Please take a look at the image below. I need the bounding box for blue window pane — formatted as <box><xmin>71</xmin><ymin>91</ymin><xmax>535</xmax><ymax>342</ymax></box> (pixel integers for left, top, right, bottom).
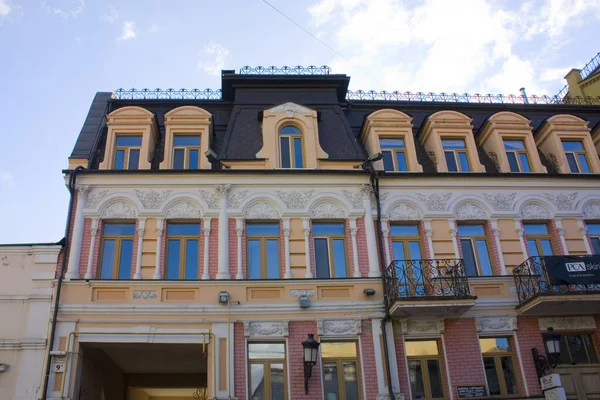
<box><xmin>118</xmin><ymin>239</ymin><xmax>133</xmax><ymax>279</ymax></box>
<box><xmin>128</xmin><ymin>149</ymin><xmax>140</xmax><ymax>170</ymax></box>
<box><xmin>527</xmin><ymin>240</ymin><xmax>540</xmax><ymax>257</ymax></box>
<box><xmin>280</xmin><ymin>137</ymin><xmax>291</xmax><ymax>168</ymax></box>
<box><xmin>185</xmin><ymin>239</ymin><xmax>198</xmax><ymax>279</ymax></box>
<box><xmin>442</xmin><ymin>139</ymin><xmax>466</xmax><ymax>149</ymax></box>
<box><xmin>461</xmin><ymin>239</ymin><xmax>478</xmax><ymax>276</ymax></box>
<box><xmin>382</xmin><ymin>151</ymin><xmax>395</xmax><ymax>172</ymax></box>
<box><xmin>578</xmin><ymin>154</ymin><xmax>591</xmax><ymax>173</ymax></box>
<box><xmin>380</xmin><ymin>138</ymin><xmax>405</xmax><ymax>148</ymax></box>
<box><xmin>103</xmin><ymin>223</ymin><xmax>135</xmax><ymax>236</ymax></box>
<box><xmin>541</xmin><ymin>240</ymin><xmax>553</xmax><ymax>256</ymax></box>
<box><xmin>174</xmin><ymin>135</ymin><xmax>201</xmax><ymax>146</ymax></box>
<box><xmin>248</xmin><ymin>240</ymin><xmax>261</xmax><ymax>279</ymax></box>
<box><xmin>507</xmin><ymin>152</ymin><xmax>520</xmax><ymax>172</ymax></box>
<box><xmin>167</xmin><ymin>240</ymin><xmax>181</xmax><ymax>280</ymax></box>
<box><xmin>100</xmin><ymin>239</ymin><xmax>116</xmax><ymax>279</ymax></box>
<box><xmin>313</xmin><ymin>223</ymin><xmax>345</xmax><ymax>236</ymax></box>
<box><xmin>173</xmin><ymin>149</ymin><xmax>185</xmax><ymax>169</ymax></box>
<box><xmin>167</xmin><ymin>223</ymin><xmax>200</xmax><ymax>236</ymax></box>
<box><xmin>566</xmin><ymin>153</ymin><xmax>580</xmax><ymax>173</ymax></box>
<box><xmin>562</xmin><ymin>141</ymin><xmax>584</xmax><ymax>151</ymax></box>
<box><xmin>445</xmin><ymin>151</ymin><xmax>458</xmax><ymax>172</ymax></box>
<box><xmin>294</xmin><ymin>137</ymin><xmax>303</xmax><ymax>168</ymax></box>
<box><xmin>332</xmin><ymin>239</ymin><xmax>347</xmax><ymax>278</ymax></box>
<box><xmin>458</xmin><ymin>152</ymin><xmax>470</xmax><ymax>172</ymax></box>
<box><xmin>115</xmin><ymin>136</ymin><xmax>142</xmax><ymax>146</ymax></box>
<box><xmin>504</xmin><ymin>140</ymin><xmax>525</xmax><ymax>150</ymax></box>
<box><xmin>266</xmin><ymin>239</ymin><xmax>280</xmax><ymax>279</ymax></box>
<box><xmin>391</xmin><ymin>225</ymin><xmax>419</xmax><ymax>236</ymax></box>
<box><xmin>587</xmin><ymin>224</ymin><xmax>600</xmax><ymax>235</ymax></box>
<box><xmin>458</xmin><ymin>225</ymin><xmax>485</xmax><ymax>237</ymax></box>
<box><xmin>392</xmin><ymin>241</ymin><xmax>406</xmax><ymax>260</ymax></box>
<box><xmin>519</xmin><ymin>153</ymin><xmax>531</xmax><ymax>172</ymax></box>
<box><xmin>476</xmin><ymin>240</ymin><xmax>493</xmax><ymax>276</ymax></box>
<box><xmin>314</xmin><ymin>238</ymin><xmax>331</xmax><ymax>278</ymax></box>
<box><xmin>523</xmin><ymin>224</ymin><xmax>549</xmax><ymax>235</ymax></box>
<box><xmin>189</xmin><ymin>150</ymin><xmax>199</xmax><ymax>170</ymax></box>
<box><xmin>408</xmin><ymin>241</ymin><xmax>422</xmax><ymax>260</ymax></box>
<box><xmin>591</xmin><ymin>238</ymin><xmax>600</xmax><ymax>255</ymax></box>
<box><xmin>280</xmin><ymin>126</ymin><xmax>301</xmax><ymax>135</ymax></box>
<box><xmin>246</xmin><ymin>223</ymin><xmax>280</xmax><ymax>236</ymax></box>
<box><xmin>114</xmin><ymin>150</ymin><xmax>125</xmax><ymax>170</ymax></box>
<box><xmin>396</xmin><ymin>152</ymin><xmax>408</xmax><ymax>171</ymax></box>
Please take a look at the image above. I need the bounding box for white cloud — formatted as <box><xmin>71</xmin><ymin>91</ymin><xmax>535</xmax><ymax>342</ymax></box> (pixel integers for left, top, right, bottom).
<box><xmin>0</xmin><ymin>0</ymin><xmax>11</xmax><ymax>17</ymax></box>
<box><xmin>198</xmin><ymin>44</ymin><xmax>230</xmax><ymax>76</ymax></box>
<box><xmin>0</xmin><ymin>171</ymin><xmax>13</xmax><ymax>188</ymax></box>
<box><xmin>75</xmin><ymin>36</ymin><xmax>81</xmax><ymax>44</ymax></box>
<box><xmin>43</xmin><ymin>0</ymin><xmax>84</xmax><ymax>20</ymax></box>
<box><xmin>539</xmin><ymin>67</ymin><xmax>570</xmax><ymax>82</ymax></box>
<box><xmin>100</xmin><ymin>4</ymin><xmax>120</xmax><ymax>23</ymax></box>
<box><xmin>118</xmin><ymin>21</ymin><xmax>136</xmax><ymax>41</ymax></box>
<box><xmin>147</xmin><ymin>24</ymin><xmax>161</xmax><ymax>33</ymax></box>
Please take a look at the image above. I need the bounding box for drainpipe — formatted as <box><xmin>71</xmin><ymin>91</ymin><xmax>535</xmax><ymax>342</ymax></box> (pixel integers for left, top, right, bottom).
<box><xmin>41</xmin><ymin>166</ymin><xmax>85</xmax><ymax>400</ymax></box>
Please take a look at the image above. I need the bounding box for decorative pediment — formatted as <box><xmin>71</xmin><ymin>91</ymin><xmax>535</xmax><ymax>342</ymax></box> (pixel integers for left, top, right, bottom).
<box><xmin>244</xmin><ymin>202</ymin><xmax>280</xmax><ymax>220</ymax></box>
<box><xmin>100</xmin><ymin>201</ymin><xmax>137</xmax><ymax>219</ymax></box>
<box><xmin>583</xmin><ymin>202</ymin><xmax>600</xmax><ymax>220</ymax></box>
<box><xmin>243</xmin><ymin>321</ymin><xmax>289</xmax><ymax>337</ymax></box>
<box><xmin>316</xmin><ymin>319</ymin><xmax>362</xmax><ymax>336</ymax></box>
<box><xmin>388</xmin><ymin>202</ymin><xmax>421</xmax><ymax>221</ymax></box>
<box><xmin>165</xmin><ymin>202</ymin><xmax>202</xmax><ymax>219</ymax></box>
<box><xmin>265</xmin><ymin>102</ymin><xmax>313</xmax><ymax>117</ymax></box>
<box><xmin>310</xmin><ymin>202</ymin><xmax>345</xmax><ymax>219</ymax></box>
<box><xmin>455</xmin><ymin>202</ymin><xmax>488</xmax><ymax>220</ymax></box>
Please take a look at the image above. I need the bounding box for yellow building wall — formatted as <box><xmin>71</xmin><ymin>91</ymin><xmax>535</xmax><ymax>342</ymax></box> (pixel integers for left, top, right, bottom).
<box><xmin>289</xmin><ymin>218</ymin><xmax>307</xmax><ymax>278</ymax></box>
<box><xmin>430</xmin><ymin>220</ymin><xmax>456</xmax><ymax>259</ymax></box>
<box><xmin>141</xmin><ymin>218</ymin><xmax>159</xmax><ymax>279</ymax></box>
<box><xmin>497</xmin><ymin>219</ymin><xmax>525</xmax><ymax>273</ymax></box>
<box><xmin>562</xmin><ymin>218</ymin><xmax>588</xmax><ymax>255</ymax></box>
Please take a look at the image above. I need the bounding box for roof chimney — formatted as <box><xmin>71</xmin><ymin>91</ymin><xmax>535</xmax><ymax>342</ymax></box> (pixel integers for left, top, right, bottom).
<box><xmin>520</xmin><ymin>87</ymin><xmax>529</xmax><ymax>104</ymax></box>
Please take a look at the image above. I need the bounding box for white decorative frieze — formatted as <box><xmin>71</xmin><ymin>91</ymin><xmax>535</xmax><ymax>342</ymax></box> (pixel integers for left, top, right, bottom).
<box><xmin>245</xmin><ymin>202</ymin><xmax>280</xmax><ymax>219</ymax></box>
<box><xmin>199</xmin><ymin>187</ymin><xmax>248</xmax><ymax>208</ymax></box>
<box><xmin>276</xmin><ymin>190</ymin><xmax>315</xmax><ymax>209</ymax></box>
<box><xmin>583</xmin><ymin>202</ymin><xmax>600</xmax><ymax>220</ymax></box>
<box><xmin>538</xmin><ymin>317</ymin><xmax>596</xmax><ymax>331</ymax></box>
<box><xmin>316</xmin><ymin>319</ymin><xmax>362</xmax><ymax>336</ymax></box>
<box><xmin>455</xmin><ymin>202</ymin><xmax>487</xmax><ymax>220</ymax></box>
<box><xmin>289</xmin><ymin>289</ymin><xmax>315</xmax><ymax>298</ymax></box>
<box><xmin>388</xmin><ymin>202</ymin><xmax>422</xmax><ymax>221</ymax></box>
<box><xmin>135</xmin><ymin>189</ymin><xmax>172</xmax><ymax>208</ymax></box>
<box><xmin>198</xmin><ymin>189</ymin><xmax>219</xmax><ymax>208</ymax></box>
<box><xmin>483</xmin><ymin>192</ymin><xmax>517</xmax><ymax>211</ymax></box>
<box><xmin>520</xmin><ymin>204</ymin><xmax>551</xmax><ymax>220</ymax></box>
<box><xmin>543</xmin><ymin>193</ymin><xmax>578</xmax><ymax>210</ymax></box>
<box><xmin>476</xmin><ymin>316</ymin><xmax>517</xmax><ymax>332</ymax></box>
<box><xmin>416</xmin><ymin>193</ymin><xmax>452</xmax><ymax>211</ymax></box>
<box><xmin>133</xmin><ymin>290</ymin><xmax>158</xmax><ymax>300</ymax></box>
<box><xmin>342</xmin><ymin>190</ymin><xmax>363</xmax><ymax>208</ymax></box>
<box><xmin>244</xmin><ymin>321</ymin><xmax>289</xmax><ymax>337</ymax></box>
<box><xmin>100</xmin><ymin>201</ymin><xmax>137</xmax><ymax>219</ymax></box>
<box><xmin>400</xmin><ymin>319</ymin><xmax>444</xmax><ymax>335</ymax></box>
<box><xmin>265</xmin><ymin>102</ymin><xmax>312</xmax><ymax>116</ymax></box>
<box><xmin>228</xmin><ymin>189</ymin><xmax>250</xmax><ymax>208</ymax></box>
<box><xmin>310</xmin><ymin>202</ymin><xmax>345</xmax><ymax>219</ymax></box>
<box><xmin>85</xmin><ymin>189</ymin><xmax>109</xmax><ymax>208</ymax></box>
<box><xmin>164</xmin><ymin>201</ymin><xmax>202</xmax><ymax>219</ymax></box>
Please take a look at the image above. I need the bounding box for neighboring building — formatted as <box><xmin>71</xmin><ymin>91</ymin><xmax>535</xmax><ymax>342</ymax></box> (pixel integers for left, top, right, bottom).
<box><xmin>0</xmin><ymin>243</ymin><xmax>61</xmax><ymax>400</ymax></box>
<box><xmin>45</xmin><ymin>66</ymin><xmax>600</xmax><ymax>400</ymax></box>
<box><xmin>558</xmin><ymin>52</ymin><xmax>600</xmax><ymax>100</ymax></box>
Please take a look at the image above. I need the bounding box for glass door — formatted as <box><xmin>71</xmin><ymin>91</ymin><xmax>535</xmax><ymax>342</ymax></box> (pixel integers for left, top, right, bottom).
<box><xmin>391</xmin><ymin>225</ymin><xmax>424</xmax><ymax>297</ymax></box>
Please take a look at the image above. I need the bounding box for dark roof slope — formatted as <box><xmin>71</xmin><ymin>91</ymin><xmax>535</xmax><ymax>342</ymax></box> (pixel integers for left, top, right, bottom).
<box><xmin>70</xmin><ymin>92</ymin><xmax>112</xmax><ymax>159</ymax></box>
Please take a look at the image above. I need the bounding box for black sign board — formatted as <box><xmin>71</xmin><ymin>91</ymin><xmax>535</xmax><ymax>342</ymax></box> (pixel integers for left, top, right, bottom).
<box><xmin>456</xmin><ymin>385</ymin><xmax>487</xmax><ymax>398</ymax></box>
<box><xmin>544</xmin><ymin>255</ymin><xmax>600</xmax><ymax>285</ymax></box>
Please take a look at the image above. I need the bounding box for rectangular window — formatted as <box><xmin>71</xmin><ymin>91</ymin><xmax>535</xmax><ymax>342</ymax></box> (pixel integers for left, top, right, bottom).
<box><xmin>248</xmin><ymin>342</ymin><xmax>286</xmax><ymax>400</ymax></box>
<box><xmin>380</xmin><ymin>138</ymin><xmax>408</xmax><ymax>172</ymax></box>
<box><xmin>166</xmin><ymin>223</ymin><xmax>200</xmax><ymax>279</ymax></box>
<box><xmin>406</xmin><ymin>340</ymin><xmax>445</xmax><ymax>400</ymax></box>
<box><xmin>322</xmin><ymin>342</ymin><xmax>361</xmax><ymax>400</ymax></box>
<box><xmin>279</xmin><ymin>126</ymin><xmax>303</xmax><ymax>168</ymax></box>
<box><xmin>562</xmin><ymin>140</ymin><xmax>591</xmax><ymax>174</ymax></box>
<box><xmin>247</xmin><ymin>223</ymin><xmax>280</xmax><ymax>279</ymax></box>
<box><xmin>480</xmin><ymin>338</ymin><xmax>519</xmax><ymax>397</ymax></box>
<box><xmin>172</xmin><ymin>135</ymin><xmax>201</xmax><ymax>170</ymax></box>
<box><xmin>313</xmin><ymin>222</ymin><xmax>348</xmax><ymax>279</ymax></box>
<box><xmin>587</xmin><ymin>223</ymin><xmax>600</xmax><ymax>255</ymax></box>
<box><xmin>523</xmin><ymin>223</ymin><xmax>554</xmax><ymax>257</ymax></box>
<box><xmin>504</xmin><ymin>139</ymin><xmax>531</xmax><ymax>173</ymax></box>
<box><xmin>99</xmin><ymin>223</ymin><xmax>135</xmax><ymax>279</ymax></box>
<box><xmin>458</xmin><ymin>224</ymin><xmax>493</xmax><ymax>276</ymax></box>
<box><xmin>114</xmin><ymin>135</ymin><xmax>142</xmax><ymax>170</ymax></box>
<box><xmin>545</xmin><ymin>333</ymin><xmax>599</xmax><ymax>365</ymax></box>
<box><xmin>442</xmin><ymin>138</ymin><xmax>470</xmax><ymax>172</ymax></box>
<box><xmin>391</xmin><ymin>224</ymin><xmax>424</xmax><ymax>297</ymax></box>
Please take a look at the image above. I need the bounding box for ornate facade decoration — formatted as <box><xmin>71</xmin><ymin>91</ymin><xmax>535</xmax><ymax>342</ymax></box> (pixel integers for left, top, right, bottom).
<box><xmin>243</xmin><ymin>321</ymin><xmax>289</xmax><ymax>337</ymax></box>
<box><xmin>310</xmin><ymin>202</ymin><xmax>345</xmax><ymax>219</ymax></box>
<box><xmin>100</xmin><ymin>201</ymin><xmax>137</xmax><ymax>219</ymax></box>
<box><xmin>135</xmin><ymin>189</ymin><xmax>172</xmax><ymax>208</ymax></box>
<box><xmin>483</xmin><ymin>192</ymin><xmax>517</xmax><ymax>211</ymax></box>
<box><xmin>342</xmin><ymin>190</ymin><xmax>363</xmax><ymax>208</ymax></box>
<box><xmin>316</xmin><ymin>319</ymin><xmax>362</xmax><ymax>336</ymax></box>
<box><xmin>388</xmin><ymin>202</ymin><xmax>421</xmax><ymax>221</ymax></box>
<box><xmin>133</xmin><ymin>290</ymin><xmax>158</xmax><ymax>300</ymax></box>
<box><xmin>520</xmin><ymin>204</ymin><xmax>551</xmax><ymax>220</ymax></box>
<box><xmin>400</xmin><ymin>319</ymin><xmax>445</xmax><ymax>335</ymax></box>
<box><xmin>85</xmin><ymin>189</ymin><xmax>109</xmax><ymax>208</ymax></box>
<box><xmin>583</xmin><ymin>202</ymin><xmax>600</xmax><ymax>219</ymax></box>
<box><xmin>199</xmin><ymin>186</ymin><xmax>246</xmax><ymax>208</ymax></box>
<box><xmin>244</xmin><ymin>202</ymin><xmax>280</xmax><ymax>219</ymax></box>
<box><xmin>198</xmin><ymin>189</ymin><xmax>219</xmax><ymax>209</ymax></box>
<box><xmin>265</xmin><ymin>102</ymin><xmax>312</xmax><ymax>117</ymax></box>
<box><xmin>289</xmin><ymin>289</ymin><xmax>315</xmax><ymax>298</ymax></box>
<box><xmin>543</xmin><ymin>192</ymin><xmax>578</xmax><ymax>210</ymax></box>
<box><xmin>228</xmin><ymin>190</ymin><xmax>250</xmax><ymax>209</ymax></box>
<box><xmin>538</xmin><ymin>317</ymin><xmax>596</xmax><ymax>331</ymax></box>
<box><xmin>165</xmin><ymin>202</ymin><xmax>202</xmax><ymax>219</ymax></box>
<box><xmin>215</xmin><ymin>184</ymin><xmax>232</xmax><ymax>199</ymax></box>
<box><xmin>416</xmin><ymin>193</ymin><xmax>452</xmax><ymax>211</ymax></box>
<box><xmin>476</xmin><ymin>316</ymin><xmax>517</xmax><ymax>332</ymax></box>
<box><xmin>277</xmin><ymin>190</ymin><xmax>315</xmax><ymax>209</ymax></box>
<box><xmin>455</xmin><ymin>202</ymin><xmax>487</xmax><ymax>220</ymax></box>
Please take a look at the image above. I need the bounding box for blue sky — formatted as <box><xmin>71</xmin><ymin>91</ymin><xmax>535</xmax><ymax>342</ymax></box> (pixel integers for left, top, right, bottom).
<box><xmin>0</xmin><ymin>0</ymin><xmax>599</xmax><ymax>243</ymax></box>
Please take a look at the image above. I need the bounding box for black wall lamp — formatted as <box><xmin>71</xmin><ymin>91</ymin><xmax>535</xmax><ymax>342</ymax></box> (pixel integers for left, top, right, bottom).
<box><xmin>532</xmin><ymin>327</ymin><xmax>561</xmax><ymax>379</ymax></box>
<box><xmin>302</xmin><ymin>333</ymin><xmax>320</xmax><ymax>394</ymax></box>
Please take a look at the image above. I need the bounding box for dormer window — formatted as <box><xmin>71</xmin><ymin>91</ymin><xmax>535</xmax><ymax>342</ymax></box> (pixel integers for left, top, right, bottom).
<box><xmin>114</xmin><ymin>135</ymin><xmax>142</xmax><ymax>170</ymax></box>
<box><xmin>442</xmin><ymin>138</ymin><xmax>470</xmax><ymax>172</ymax></box>
<box><xmin>503</xmin><ymin>139</ymin><xmax>531</xmax><ymax>172</ymax></box>
<box><xmin>562</xmin><ymin>140</ymin><xmax>591</xmax><ymax>173</ymax></box>
<box><xmin>173</xmin><ymin>135</ymin><xmax>201</xmax><ymax>170</ymax></box>
<box><xmin>279</xmin><ymin>125</ymin><xmax>303</xmax><ymax>168</ymax></box>
<box><xmin>380</xmin><ymin>138</ymin><xmax>408</xmax><ymax>172</ymax></box>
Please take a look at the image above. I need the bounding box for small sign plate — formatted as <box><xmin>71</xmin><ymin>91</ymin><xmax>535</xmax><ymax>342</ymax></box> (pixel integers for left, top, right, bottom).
<box><xmin>457</xmin><ymin>385</ymin><xmax>487</xmax><ymax>398</ymax></box>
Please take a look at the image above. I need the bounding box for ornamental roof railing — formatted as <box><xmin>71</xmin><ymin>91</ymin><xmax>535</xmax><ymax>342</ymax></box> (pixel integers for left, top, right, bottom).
<box><xmin>580</xmin><ymin>52</ymin><xmax>600</xmax><ymax>81</ymax></box>
<box><xmin>239</xmin><ymin>65</ymin><xmax>331</xmax><ymax>75</ymax></box>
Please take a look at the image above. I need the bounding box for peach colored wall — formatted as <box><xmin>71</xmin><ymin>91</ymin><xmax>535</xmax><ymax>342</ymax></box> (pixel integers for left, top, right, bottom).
<box><xmin>563</xmin><ymin>218</ymin><xmax>588</xmax><ymax>255</ymax></box>
<box><xmin>498</xmin><ymin>219</ymin><xmax>525</xmax><ymax>272</ymax></box>
<box><xmin>430</xmin><ymin>219</ymin><xmax>456</xmax><ymax>259</ymax></box>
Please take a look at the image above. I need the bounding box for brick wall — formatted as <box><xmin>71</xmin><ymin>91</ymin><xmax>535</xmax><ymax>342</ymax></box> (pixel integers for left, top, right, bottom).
<box><xmin>345</xmin><ymin>219</ymin><xmax>357</xmax><ymax>277</ymax></box>
<box><xmin>129</xmin><ymin>220</ymin><xmax>140</xmax><ymax>279</ymax></box>
<box><xmin>485</xmin><ymin>220</ymin><xmax>503</xmax><ymax>275</ymax></box>
<box><xmin>288</xmin><ymin>321</ymin><xmax>322</xmax><ymax>399</ymax></box>
<box><xmin>419</xmin><ymin>220</ymin><xmax>431</xmax><ymax>259</ymax></box>
<box><xmin>444</xmin><ymin>318</ymin><xmax>486</xmax><ymax>393</ymax></box>
<box><xmin>159</xmin><ymin>219</ymin><xmax>166</xmax><ymax>277</ymax></box>
<box><xmin>308</xmin><ymin>220</ymin><xmax>316</xmax><ymax>277</ymax></box>
<box><xmin>280</xmin><ymin>219</ymin><xmax>286</xmax><ymax>278</ymax></box>
<box><xmin>209</xmin><ymin>218</ymin><xmax>218</xmax><ymax>279</ymax></box>
<box><xmin>394</xmin><ymin>335</ymin><xmax>410</xmax><ymax>399</ymax></box>
<box><xmin>515</xmin><ymin>317</ymin><xmax>544</xmax><ymax>396</ymax></box>
<box><xmin>233</xmin><ymin>322</ymin><xmax>246</xmax><ymax>400</ymax></box>
<box><xmin>549</xmin><ymin>220</ymin><xmax>566</xmax><ymax>255</ymax></box>
<box><xmin>359</xmin><ymin>320</ymin><xmax>379</xmax><ymax>399</ymax></box>
<box><xmin>356</xmin><ymin>218</ymin><xmax>370</xmax><ymax>277</ymax></box>
<box><xmin>78</xmin><ymin>218</ymin><xmax>92</xmax><ymax>277</ymax></box>
<box><xmin>228</xmin><ymin>218</ymin><xmax>238</xmax><ymax>278</ymax></box>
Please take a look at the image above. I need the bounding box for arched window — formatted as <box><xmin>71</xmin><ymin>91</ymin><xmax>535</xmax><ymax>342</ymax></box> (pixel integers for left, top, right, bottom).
<box><xmin>279</xmin><ymin>125</ymin><xmax>303</xmax><ymax>168</ymax></box>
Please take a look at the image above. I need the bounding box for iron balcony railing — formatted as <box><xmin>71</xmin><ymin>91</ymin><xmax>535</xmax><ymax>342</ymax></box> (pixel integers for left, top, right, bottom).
<box><xmin>383</xmin><ymin>259</ymin><xmax>472</xmax><ymax>305</ymax></box>
<box><xmin>513</xmin><ymin>256</ymin><xmax>600</xmax><ymax>306</ymax></box>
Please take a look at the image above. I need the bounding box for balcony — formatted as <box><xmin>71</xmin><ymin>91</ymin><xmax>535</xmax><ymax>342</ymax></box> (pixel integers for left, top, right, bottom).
<box><xmin>514</xmin><ymin>256</ymin><xmax>600</xmax><ymax>316</ymax></box>
<box><xmin>383</xmin><ymin>259</ymin><xmax>476</xmax><ymax>318</ymax></box>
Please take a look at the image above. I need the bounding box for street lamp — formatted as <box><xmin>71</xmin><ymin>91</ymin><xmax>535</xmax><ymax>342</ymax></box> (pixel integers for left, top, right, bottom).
<box><xmin>302</xmin><ymin>334</ymin><xmax>320</xmax><ymax>394</ymax></box>
<box><xmin>532</xmin><ymin>327</ymin><xmax>562</xmax><ymax>379</ymax></box>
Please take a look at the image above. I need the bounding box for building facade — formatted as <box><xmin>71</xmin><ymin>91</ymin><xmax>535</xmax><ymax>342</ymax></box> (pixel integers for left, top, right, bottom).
<box><xmin>558</xmin><ymin>51</ymin><xmax>600</xmax><ymax>101</ymax></box>
<box><xmin>45</xmin><ymin>67</ymin><xmax>600</xmax><ymax>400</ymax></box>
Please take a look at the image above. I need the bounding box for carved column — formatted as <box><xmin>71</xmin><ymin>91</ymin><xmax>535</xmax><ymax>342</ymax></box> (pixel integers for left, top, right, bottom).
<box><xmin>153</xmin><ymin>218</ymin><xmax>163</xmax><ymax>279</ymax></box>
<box><xmin>577</xmin><ymin>219</ymin><xmax>592</xmax><ymax>255</ymax></box>
<box><xmin>448</xmin><ymin>219</ymin><xmax>460</xmax><ymax>258</ymax></box>
<box><xmin>283</xmin><ymin>218</ymin><xmax>292</xmax><ymax>279</ymax></box>
<box><xmin>302</xmin><ymin>218</ymin><xmax>313</xmax><ymax>278</ymax></box>
<box><xmin>381</xmin><ymin>218</ymin><xmax>391</xmax><ymax>266</ymax></box>
<box><xmin>133</xmin><ymin>218</ymin><xmax>146</xmax><ymax>279</ymax></box>
<box><xmin>216</xmin><ymin>184</ymin><xmax>231</xmax><ymax>279</ymax></box>
<box><xmin>349</xmin><ymin>218</ymin><xmax>362</xmax><ymax>277</ymax></box>
<box><xmin>202</xmin><ymin>217</ymin><xmax>212</xmax><ymax>280</ymax></box>
<box><xmin>84</xmin><ymin>218</ymin><xmax>99</xmax><ymax>279</ymax></box>
<box><xmin>361</xmin><ymin>184</ymin><xmax>381</xmax><ymax>277</ymax></box>
<box><xmin>514</xmin><ymin>219</ymin><xmax>529</xmax><ymax>260</ymax></box>
<box><xmin>490</xmin><ymin>219</ymin><xmax>507</xmax><ymax>275</ymax></box>
<box><xmin>65</xmin><ymin>185</ymin><xmax>90</xmax><ymax>280</ymax></box>
<box><xmin>554</xmin><ymin>218</ymin><xmax>569</xmax><ymax>255</ymax></box>
<box><xmin>236</xmin><ymin>218</ymin><xmax>244</xmax><ymax>279</ymax></box>
<box><xmin>423</xmin><ymin>219</ymin><xmax>435</xmax><ymax>259</ymax></box>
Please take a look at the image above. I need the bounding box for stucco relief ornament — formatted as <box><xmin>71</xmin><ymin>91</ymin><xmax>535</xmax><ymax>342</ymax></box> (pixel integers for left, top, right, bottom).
<box><xmin>276</xmin><ymin>190</ymin><xmax>315</xmax><ymax>209</ymax></box>
<box><xmin>133</xmin><ymin>290</ymin><xmax>158</xmax><ymax>300</ymax></box>
<box><xmin>539</xmin><ymin>317</ymin><xmax>596</xmax><ymax>331</ymax></box>
<box><xmin>583</xmin><ymin>203</ymin><xmax>600</xmax><ymax>219</ymax></box>
<box><xmin>543</xmin><ymin>192</ymin><xmax>578</xmax><ymax>210</ymax></box>
<box><xmin>483</xmin><ymin>192</ymin><xmax>517</xmax><ymax>211</ymax></box>
<box><xmin>388</xmin><ymin>203</ymin><xmax>421</xmax><ymax>221</ymax></box>
<box><xmin>135</xmin><ymin>189</ymin><xmax>172</xmax><ymax>208</ymax></box>
<box><xmin>198</xmin><ymin>190</ymin><xmax>219</xmax><ymax>208</ymax></box>
<box><xmin>310</xmin><ymin>202</ymin><xmax>345</xmax><ymax>219</ymax></box>
<box><xmin>100</xmin><ymin>202</ymin><xmax>136</xmax><ymax>219</ymax></box>
<box><xmin>85</xmin><ymin>189</ymin><xmax>109</xmax><ymax>208</ymax></box>
<box><xmin>476</xmin><ymin>317</ymin><xmax>517</xmax><ymax>332</ymax></box>
<box><xmin>245</xmin><ymin>202</ymin><xmax>280</xmax><ymax>219</ymax></box>
<box><xmin>520</xmin><ymin>204</ymin><xmax>551</xmax><ymax>220</ymax></box>
<box><xmin>228</xmin><ymin>190</ymin><xmax>250</xmax><ymax>209</ymax></box>
<box><xmin>455</xmin><ymin>203</ymin><xmax>487</xmax><ymax>220</ymax></box>
<box><xmin>244</xmin><ymin>321</ymin><xmax>289</xmax><ymax>337</ymax></box>
<box><xmin>289</xmin><ymin>289</ymin><xmax>315</xmax><ymax>298</ymax></box>
<box><xmin>165</xmin><ymin>202</ymin><xmax>202</xmax><ymax>219</ymax></box>
<box><xmin>341</xmin><ymin>190</ymin><xmax>363</xmax><ymax>208</ymax></box>
<box><xmin>317</xmin><ymin>320</ymin><xmax>362</xmax><ymax>336</ymax></box>
<box><xmin>401</xmin><ymin>319</ymin><xmax>444</xmax><ymax>334</ymax></box>
<box><xmin>1</xmin><ymin>256</ymin><xmax>8</xmax><ymax>267</ymax></box>
<box><xmin>215</xmin><ymin>184</ymin><xmax>231</xmax><ymax>199</ymax></box>
<box><xmin>416</xmin><ymin>193</ymin><xmax>452</xmax><ymax>211</ymax></box>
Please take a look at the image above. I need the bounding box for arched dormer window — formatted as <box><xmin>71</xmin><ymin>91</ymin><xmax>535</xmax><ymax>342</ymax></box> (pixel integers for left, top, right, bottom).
<box><xmin>279</xmin><ymin>125</ymin><xmax>303</xmax><ymax>168</ymax></box>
